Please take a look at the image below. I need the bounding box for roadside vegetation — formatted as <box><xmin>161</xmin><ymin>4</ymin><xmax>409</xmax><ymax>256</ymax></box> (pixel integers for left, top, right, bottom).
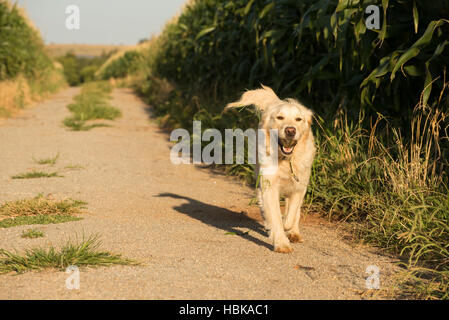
<box><xmin>96</xmin><ymin>50</ymin><xmax>144</xmax><ymax>81</ymax></box>
<box><xmin>0</xmin><ymin>0</ymin><xmax>66</xmax><ymax>117</ymax></box>
<box><xmin>0</xmin><ymin>234</ymin><xmax>137</xmax><ymax>274</ymax></box>
<box><xmin>0</xmin><ymin>195</ymin><xmax>86</xmax><ymax>228</ymax></box>
<box><xmin>46</xmin><ymin>44</ymin><xmax>129</xmax><ymax>59</ymax></box>
<box><xmin>56</xmin><ymin>51</ymin><xmax>117</xmax><ymax>86</ymax></box>
<box><xmin>98</xmin><ymin>0</ymin><xmax>449</xmax><ymax>299</ymax></box>
<box><xmin>21</xmin><ymin>229</ymin><xmax>44</xmax><ymax>239</ymax></box>
<box><xmin>33</xmin><ymin>153</ymin><xmax>59</xmax><ymax>166</ymax></box>
<box><xmin>12</xmin><ymin>154</ymin><xmax>64</xmax><ymax>179</ymax></box>
<box><xmin>0</xmin><ymin>2</ymin><xmax>137</xmax><ymax>281</ymax></box>
<box><xmin>94</xmin><ymin>39</ymin><xmax>154</xmax><ymax>85</ymax></box>
<box><xmin>63</xmin><ymin>81</ymin><xmax>121</xmax><ymax>131</ymax></box>
<box><xmin>11</xmin><ymin>171</ymin><xmax>62</xmax><ymax>179</ymax></box>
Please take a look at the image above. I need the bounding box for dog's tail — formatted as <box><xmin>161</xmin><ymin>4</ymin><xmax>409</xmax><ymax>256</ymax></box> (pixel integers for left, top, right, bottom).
<box><xmin>225</xmin><ymin>85</ymin><xmax>282</xmax><ymax>112</ymax></box>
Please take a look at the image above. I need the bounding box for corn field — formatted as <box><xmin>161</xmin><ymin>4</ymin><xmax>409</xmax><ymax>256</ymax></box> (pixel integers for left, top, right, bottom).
<box><xmin>0</xmin><ymin>0</ymin><xmax>66</xmax><ymax>115</ymax></box>
<box><xmin>0</xmin><ymin>0</ymin><xmax>53</xmax><ymax>81</ymax></box>
<box><xmin>146</xmin><ymin>0</ymin><xmax>448</xmax><ymax>122</ymax></box>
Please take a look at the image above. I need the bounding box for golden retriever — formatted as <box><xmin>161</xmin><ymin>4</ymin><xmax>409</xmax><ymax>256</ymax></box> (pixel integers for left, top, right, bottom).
<box><xmin>226</xmin><ymin>85</ymin><xmax>316</xmax><ymax>253</ymax></box>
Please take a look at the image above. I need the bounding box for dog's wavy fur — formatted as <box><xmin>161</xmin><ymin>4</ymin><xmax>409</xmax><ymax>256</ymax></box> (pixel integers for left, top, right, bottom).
<box><xmin>226</xmin><ymin>86</ymin><xmax>316</xmax><ymax>253</ymax></box>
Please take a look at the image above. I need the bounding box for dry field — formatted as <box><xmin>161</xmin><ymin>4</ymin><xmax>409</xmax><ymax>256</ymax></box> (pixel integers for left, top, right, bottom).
<box><xmin>45</xmin><ymin>44</ymin><xmax>132</xmax><ymax>57</ymax></box>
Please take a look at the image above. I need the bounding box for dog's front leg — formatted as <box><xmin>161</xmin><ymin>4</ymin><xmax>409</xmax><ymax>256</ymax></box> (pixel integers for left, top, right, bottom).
<box><xmin>261</xmin><ymin>186</ymin><xmax>293</xmax><ymax>253</ymax></box>
<box><xmin>283</xmin><ymin>190</ymin><xmax>306</xmax><ymax>243</ymax></box>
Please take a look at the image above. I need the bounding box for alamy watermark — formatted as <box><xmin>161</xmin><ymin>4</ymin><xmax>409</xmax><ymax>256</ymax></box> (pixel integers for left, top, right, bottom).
<box><xmin>365</xmin><ymin>265</ymin><xmax>380</xmax><ymax>289</ymax></box>
<box><xmin>365</xmin><ymin>5</ymin><xmax>381</xmax><ymax>30</ymax></box>
<box><xmin>64</xmin><ymin>4</ymin><xmax>381</xmax><ymax>34</ymax></box>
<box><xmin>170</xmin><ymin>121</ymin><xmax>280</xmax><ymax>174</ymax></box>
<box><xmin>65</xmin><ymin>5</ymin><xmax>80</xmax><ymax>30</ymax></box>
<box><xmin>65</xmin><ymin>265</ymin><xmax>80</xmax><ymax>290</ymax></box>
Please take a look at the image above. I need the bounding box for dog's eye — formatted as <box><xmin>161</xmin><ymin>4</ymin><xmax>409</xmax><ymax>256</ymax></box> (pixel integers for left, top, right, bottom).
<box><xmin>276</xmin><ymin>116</ymin><xmax>284</xmax><ymax>120</ymax></box>
<box><xmin>295</xmin><ymin>117</ymin><xmax>302</xmax><ymax>122</ymax></box>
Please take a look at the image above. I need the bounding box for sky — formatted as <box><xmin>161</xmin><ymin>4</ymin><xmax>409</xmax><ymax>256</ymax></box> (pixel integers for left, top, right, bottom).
<box><xmin>16</xmin><ymin>0</ymin><xmax>186</xmax><ymax>45</ymax></box>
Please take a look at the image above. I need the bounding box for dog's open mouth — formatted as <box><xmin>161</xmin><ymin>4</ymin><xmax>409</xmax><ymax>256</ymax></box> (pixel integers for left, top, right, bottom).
<box><xmin>278</xmin><ymin>139</ymin><xmax>297</xmax><ymax>155</ymax></box>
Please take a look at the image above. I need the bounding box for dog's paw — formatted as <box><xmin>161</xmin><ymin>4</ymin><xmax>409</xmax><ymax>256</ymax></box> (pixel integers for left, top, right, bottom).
<box><xmin>287</xmin><ymin>232</ymin><xmax>304</xmax><ymax>243</ymax></box>
<box><xmin>274</xmin><ymin>244</ymin><xmax>294</xmax><ymax>254</ymax></box>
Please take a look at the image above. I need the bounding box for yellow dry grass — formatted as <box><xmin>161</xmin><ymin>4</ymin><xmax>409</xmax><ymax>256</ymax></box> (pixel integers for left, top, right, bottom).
<box><xmin>0</xmin><ymin>1</ymin><xmax>67</xmax><ymax>118</ymax></box>
<box><xmin>45</xmin><ymin>44</ymin><xmax>131</xmax><ymax>58</ymax></box>
<box><xmin>0</xmin><ymin>69</ymin><xmax>66</xmax><ymax>118</ymax></box>
<box><xmin>0</xmin><ymin>76</ymin><xmax>32</xmax><ymax>117</ymax></box>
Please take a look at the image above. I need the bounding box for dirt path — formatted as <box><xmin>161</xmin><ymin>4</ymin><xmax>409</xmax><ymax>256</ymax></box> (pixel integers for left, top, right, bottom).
<box><xmin>0</xmin><ymin>88</ymin><xmax>402</xmax><ymax>299</ymax></box>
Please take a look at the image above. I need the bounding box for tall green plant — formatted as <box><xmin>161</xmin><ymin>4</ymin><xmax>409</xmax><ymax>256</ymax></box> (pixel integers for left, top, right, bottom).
<box><xmin>0</xmin><ymin>0</ymin><xmax>52</xmax><ymax>80</ymax></box>
<box><xmin>150</xmin><ymin>0</ymin><xmax>448</xmax><ymax>122</ymax></box>
<box><xmin>98</xmin><ymin>50</ymin><xmax>143</xmax><ymax>80</ymax></box>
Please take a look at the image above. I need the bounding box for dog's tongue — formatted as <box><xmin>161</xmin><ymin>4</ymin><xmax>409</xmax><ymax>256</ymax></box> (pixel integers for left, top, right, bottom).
<box><xmin>282</xmin><ymin>146</ymin><xmax>293</xmax><ymax>153</ymax></box>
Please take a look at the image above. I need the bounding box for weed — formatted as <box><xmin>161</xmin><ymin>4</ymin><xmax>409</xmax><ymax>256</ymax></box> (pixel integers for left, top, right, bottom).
<box><xmin>20</xmin><ymin>229</ymin><xmax>44</xmax><ymax>239</ymax></box>
<box><xmin>11</xmin><ymin>171</ymin><xmax>62</xmax><ymax>179</ymax></box>
<box><xmin>33</xmin><ymin>153</ymin><xmax>59</xmax><ymax>165</ymax></box>
<box><xmin>0</xmin><ymin>234</ymin><xmax>137</xmax><ymax>274</ymax></box>
<box><xmin>63</xmin><ymin>81</ymin><xmax>121</xmax><ymax>131</ymax></box>
<box><xmin>0</xmin><ymin>195</ymin><xmax>86</xmax><ymax>228</ymax></box>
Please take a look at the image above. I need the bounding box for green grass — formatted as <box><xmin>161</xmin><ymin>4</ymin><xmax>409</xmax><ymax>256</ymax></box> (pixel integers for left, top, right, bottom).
<box><xmin>0</xmin><ymin>195</ymin><xmax>86</xmax><ymax>228</ymax></box>
<box><xmin>56</xmin><ymin>51</ymin><xmax>115</xmax><ymax>86</ymax></box>
<box><xmin>0</xmin><ymin>106</ymin><xmax>10</xmax><ymax>117</ymax></box>
<box><xmin>63</xmin><ymin>81</ymin><xmax>121</xmax><ymax>131</ymax></box>
<box><xmin>0</xmin><ymin>235</ymin><xmax>137</xmax><ymax>274</ymax></box>
<box><xmin>21</xmin><ymin>229</ymin><xmax>44</xmax><ymax>239</ymax></box>
<box><xmin>11</xmin><ymin>171</ymin><xmax>62</xmax><ymax>179</ymax></box>
<box><xmin>97</xmin><ymin>50</ymin><xmax>143</xmax><ymax>80</ymax></box>
<box><xmin>305</xmin><ymin>106</ymin><xmax>449</xmax><ymax>299</ymax></box>
<box><xmin>0</xmin><ymin>1</ymin><xmax>67</xmax><ymax>115</ymax></box>
<box><xmin>0</xmin><ymin>1</ymin><xmax>53</xmax><ymax>81</ymax></box>
<box><xmin>64</xmin><ymin>164</ymin><xmax>85</xmax><ymax>170</ymax></box>
<box><xmin>32</xmin><ymin>153</ymin><xmax>59</xmax><ymax>165</ymax></box>
<box><xmin>63</xmin><ymin>118</ymin><xmax>112</xmax><ymax>131</ymax></box>
<box><xmin>0</xmin><ymin>215</ymin><xmax>82</xmax><ymax>228</ymax></box>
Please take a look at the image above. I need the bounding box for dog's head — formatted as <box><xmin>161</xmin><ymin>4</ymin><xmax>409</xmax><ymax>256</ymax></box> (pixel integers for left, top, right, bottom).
<box><xmin>226</xmin><ymin>85</ymin><xmax>313</xmax><ymax>158</ymax></box>
<box><xmin>262</xmin><ymin>99</ymin><xmax>312</xmax><ymax>157</ymax></box>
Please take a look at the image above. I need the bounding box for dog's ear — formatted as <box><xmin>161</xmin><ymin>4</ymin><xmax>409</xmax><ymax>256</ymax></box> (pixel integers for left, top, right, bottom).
<box><xmin>305</xmin><ymin>109</ymin><xmax>313</xmax><ymax>127</ymax></box>
<box><xmin>225</xmin><ymin>85</ymin><xmax>282</xmax><ymax>112</ymax></box>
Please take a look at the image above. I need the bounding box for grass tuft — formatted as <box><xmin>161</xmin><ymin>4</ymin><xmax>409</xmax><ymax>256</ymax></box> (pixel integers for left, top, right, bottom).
<box><xmin>0</xmin><ymin>215</ymin><xmax>82</xmax><ymax>229</ymax></box>
<box><xmin>63</xmin><ymin>118</ymin><xmax>111</xmax><ymax>131</ymax></box>
<box><xmin>11</xmin><ymin>171</ymin><xmax>62</xmax><ymax>179</ymax></box>
<box><xmin>21</xmin><ymin>229</ymin><xmax>44</xmax><ymax>239</ymax></box>
<box><xmin>32</xmin><ymin>153</ymin><xmax>59</xmax><ymax>165</ymax></box>
<box><xmin>64</xmin><ymin>164</ymin><xmax>85</xmax><ymax>170</ymax></box>
<box><xmin>63</xmin><ymin>81</ymin><xmax>121</xmax><ymax>131</ymax></box>
<box><xmin>0</xmin><ymin>195</ymin><xmax>86</xmax><ymax>228</ymax></box>
<box><xmin>0</xmin><ymin>234</ymin><xmax>137</xmax><ymax>274</ymax></box>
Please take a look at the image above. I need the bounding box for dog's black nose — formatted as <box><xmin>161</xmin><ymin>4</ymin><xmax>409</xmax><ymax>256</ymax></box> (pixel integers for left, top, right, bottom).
<box><xmin>285</xmin><ymin>127</ymin><xmax>296</xmax><ymax>137</ymax></box>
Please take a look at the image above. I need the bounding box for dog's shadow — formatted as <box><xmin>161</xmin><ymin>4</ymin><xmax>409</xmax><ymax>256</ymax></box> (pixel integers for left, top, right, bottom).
<box><xmin>156</xmin><ymin>193</ymin><xmax>272</xmax><ymax>250</ymax></box>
